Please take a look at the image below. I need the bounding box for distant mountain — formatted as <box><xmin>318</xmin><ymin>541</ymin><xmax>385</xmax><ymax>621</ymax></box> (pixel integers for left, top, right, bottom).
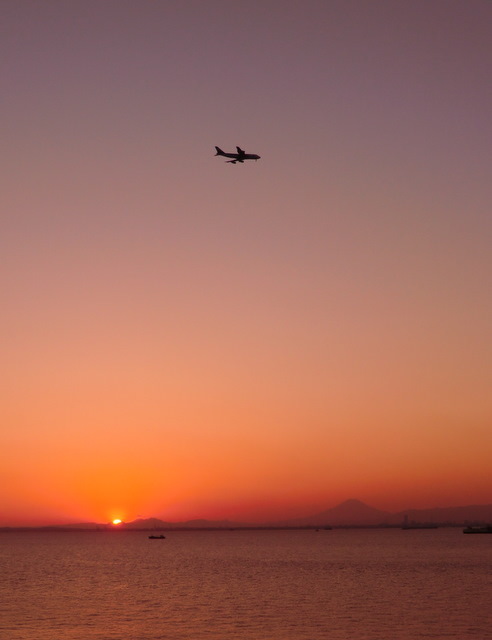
<box><xmin>277</xmin><ymin>500</ymin><xmax>492</xmax><ymax>527</ymax></box>
<box><xmin>317</xmin><ymin>498</ymin><xmax>392</xmax><ymax>525</ymax></box>
<box><xmin>121</xmin><ymin>517</ymin><xmax>240</xmax><ymax>530</ymax></box>
<box><xmin>276</xmin><ymin>499</ymin><xmax>392</xmax><ymax>527</ymax></box>
<box><xmin>121</xmin><ymin>517</ymin><xmax>173</xmax><ymax>530</ymax></box>
<box><xmin>279</xmin><ymin>500</ymin><xmax>492</xmax><ymax>527</ymax></box>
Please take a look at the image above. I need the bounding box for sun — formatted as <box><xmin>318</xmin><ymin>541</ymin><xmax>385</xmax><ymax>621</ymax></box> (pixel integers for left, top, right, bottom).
<box><xmin>112</xmin><ymin>519</ymin><xmax>122</xmax><ymax>525</ymax></box>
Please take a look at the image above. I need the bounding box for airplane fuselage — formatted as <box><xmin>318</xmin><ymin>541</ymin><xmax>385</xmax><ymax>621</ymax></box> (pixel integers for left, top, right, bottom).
<box><xmin>222</xmin><ymin>152</ymin><xmax>260</xmax><ymax>161</ymax></box>
<box><xmin>214</xmin><ymin>146</ymin><xmax>261</xmax><ymax>164</ymax></box>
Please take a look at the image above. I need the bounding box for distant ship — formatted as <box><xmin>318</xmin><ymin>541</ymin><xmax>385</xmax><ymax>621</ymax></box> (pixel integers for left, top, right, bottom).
<box><xmin>148</xmin><ymin>534</ymin><xmax>166</xmax><ymax>539</ymax></box>
<box><xmin>463</xmin><ymin>525</ymin><xmax>492</xmax><ymax>534</ymax></box>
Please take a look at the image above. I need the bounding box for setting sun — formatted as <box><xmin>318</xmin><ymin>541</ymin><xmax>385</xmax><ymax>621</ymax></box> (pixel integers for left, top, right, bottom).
<box><xmin>112</xmin><ymin>519</ymin><xmax>122</xmax><ymax>525</ymax></box>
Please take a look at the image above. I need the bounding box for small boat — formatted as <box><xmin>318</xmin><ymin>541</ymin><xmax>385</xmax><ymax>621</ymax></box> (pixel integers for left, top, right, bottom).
<box><xmin>463</xmin><ymin>525</ymin><xmax>492</xmax><ymax>534</ymax></box>
<box><xmin>148</xmin><ymin>534</ymin><xmax>166</xmax><ymax>539</ymax></box>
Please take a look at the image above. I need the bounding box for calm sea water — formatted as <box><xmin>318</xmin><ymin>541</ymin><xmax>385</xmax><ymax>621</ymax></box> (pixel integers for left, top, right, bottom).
<box><xmin>1</xmin><ymin>528</ymin><xmax>491</xmax><ymax>640</ymax></box>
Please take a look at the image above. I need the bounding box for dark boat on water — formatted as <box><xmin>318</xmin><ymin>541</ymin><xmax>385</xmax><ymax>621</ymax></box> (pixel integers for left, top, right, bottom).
<box><xmin>148</xmin><ymin>534</ymin><xmax>166</xmax><ymax>539</ymax></box>
<box><xmin>463</xmin><ymin>525</ymin><xmax>492</xmax><ymax>534</ymax></box>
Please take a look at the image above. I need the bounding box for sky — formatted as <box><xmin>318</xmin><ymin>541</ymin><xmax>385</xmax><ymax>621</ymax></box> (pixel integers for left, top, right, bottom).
<box><xmin>1</xmin><ymin>0</ymin><xmax>491</xmax><ymax>526</ymax></box>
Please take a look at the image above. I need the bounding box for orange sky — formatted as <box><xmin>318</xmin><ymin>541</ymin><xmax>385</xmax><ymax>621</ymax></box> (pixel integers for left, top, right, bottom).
<box><xmin>1</xmin><ymin>1</ymin><xmax>491</xmax><ymax>526</ymax></box>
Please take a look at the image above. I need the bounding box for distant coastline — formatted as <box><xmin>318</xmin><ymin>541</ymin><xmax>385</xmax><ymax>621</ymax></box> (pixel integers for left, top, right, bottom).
<box><xmin>2</xmin><ymin>499</ymin><xmax>491</xmax><ymax>531</ymax></box>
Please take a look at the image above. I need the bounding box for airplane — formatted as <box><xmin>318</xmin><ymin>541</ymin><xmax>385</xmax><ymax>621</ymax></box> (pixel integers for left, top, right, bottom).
<box><xmin>214</xmin><ymin>146</ymin><xmax>261</xmax><ymax>164</ymax></box>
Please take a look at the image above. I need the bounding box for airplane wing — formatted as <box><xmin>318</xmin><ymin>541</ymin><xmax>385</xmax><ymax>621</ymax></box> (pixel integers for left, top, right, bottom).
<box><xmin>236</xmin><ymin>146</ymin><xmax>245</xmax><ymax>155</ymax></box>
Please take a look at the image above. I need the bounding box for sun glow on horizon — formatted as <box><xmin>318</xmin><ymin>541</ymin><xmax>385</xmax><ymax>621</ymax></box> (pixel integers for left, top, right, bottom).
<box><xmin>112</xmin><ymin>519</ymin><xmax>122</xmax><ymax>525</ymax></box>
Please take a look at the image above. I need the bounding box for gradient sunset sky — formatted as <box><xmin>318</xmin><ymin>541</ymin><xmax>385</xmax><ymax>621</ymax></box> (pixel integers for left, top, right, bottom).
<box><xmin>2</xmin><ymin>0</ymin><xmax>491</xmax><ymax>526</ymax></box>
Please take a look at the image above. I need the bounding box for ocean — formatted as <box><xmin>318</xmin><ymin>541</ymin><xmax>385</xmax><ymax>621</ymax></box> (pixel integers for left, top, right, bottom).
<box><xmin>1</xmin><ymin>528</ymin><xmax>490</xmax><ymax>639</ymax></box>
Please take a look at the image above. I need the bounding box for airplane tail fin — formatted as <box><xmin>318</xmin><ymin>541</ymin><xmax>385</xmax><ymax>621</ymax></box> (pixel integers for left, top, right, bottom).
<box><xmin>214</xmin><ymin>146</ymin><xmax>225</xmax><ymax>156</ymax></box>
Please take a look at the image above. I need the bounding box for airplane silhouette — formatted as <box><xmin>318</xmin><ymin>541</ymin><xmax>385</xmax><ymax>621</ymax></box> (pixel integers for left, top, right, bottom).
<box><xmin>214</xmin><ymin>146</ymin><xmax>261</xmax><ymax>164</ymax></box>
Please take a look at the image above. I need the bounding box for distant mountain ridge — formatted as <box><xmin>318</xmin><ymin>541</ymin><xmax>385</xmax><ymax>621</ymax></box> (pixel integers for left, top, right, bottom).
<box><xmin>126</xmin><ymin>517</ymin><xmax>238</xmax><ymax>530</ymax></box>
<box><xmin>273</xmin><ymin>499</ymin><xmax>492</xmax><ymax>527</ymax></box>
<box><xmin>2</xmin><ymin>500</ymin><xmax>491</xmax><ymax>530</ymax></box>
<box><xmin>116</xmin><ymin>499</ymin><xmax>492</xmax><ymax>528</ymax></box>
<box><xmin>275</xmin><ymin>498</ymin><xmax>392</xmax><ymax>527</ymax></box>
